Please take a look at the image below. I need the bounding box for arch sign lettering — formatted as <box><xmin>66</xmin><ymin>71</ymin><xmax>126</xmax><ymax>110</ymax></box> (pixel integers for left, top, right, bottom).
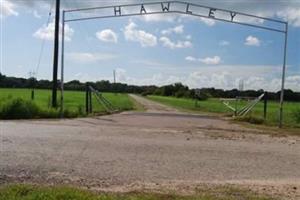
<box><xmin>60</xmin><ymin>1</ymin><xmax>288</xmax><ymax>127</ymax></box>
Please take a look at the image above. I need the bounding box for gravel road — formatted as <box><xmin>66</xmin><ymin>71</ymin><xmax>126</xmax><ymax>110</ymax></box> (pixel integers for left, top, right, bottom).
<box><xmin>0</xmin><ymin>94</ymin><xmax>299</xmax><ymax>199</ymax></box>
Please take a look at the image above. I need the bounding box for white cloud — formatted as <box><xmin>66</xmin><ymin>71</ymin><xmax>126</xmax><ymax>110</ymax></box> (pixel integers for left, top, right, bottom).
<box><xmin>115</xmin><ymin>68</ymin><xmax>128</xmax><ymax>82</ymax></box>
<box><xmin>177</xmin><ymin>15</ymin><xmax>217</xmax><ymax>27</ymax></box>
<box><xmin>245</xmin><ymin>35</ymin><xmax>261</xmax><ymax>46</ymax></box>
<box><xmin>66</xmin><ymin>64</ymin><xmax>299</xmax><ymax>92</ymax></box>
<box><xmin>73</xmin><ymin>73</ymin><xmax>95</xmax><ymax>82</ymax></box>
<box><xmin>132</xmin><ymin>60</ymin><xmax>173</xmax><ymax>69</ymax></box>
<box><xmin>33</xmin><ymin>10</ymin><xmax>41</xmax><ymax>19</ymax></box>
<box><xmin>9</xmin><ymin>0</ymin><xmax>300</xmax><ymax>28</ymax></box>
<box><xmin>0</xmin><ymin>0</ymin><xmax>18</xmax><ymax>18</ymax></box>
<box><xmin>219</xmin><ymin>40</ymin><xmax>230</xmax><ymax>46</ymax></box>
<box><xmin>159</xmin><ymin>36</ymin><xmax>192</xmax><ymax>49</ymax></box>
<box><xmin>199</xmin><ymin>18</ymin><xmax>216</xmax><ymax>26</ymax></box>
<box><xmin>185</xmin><ymin>35</ymin><xmax>192</xmax><ymax>40</ymax></box>
<box><xmin>189</xmin><ymin>71</ymin><xmax>233</xmax><ymax>89</ymax></box>
<box><xmin>33</xmin><ymin>20</ymin><xmax>74</xmax><ymax>42</ymax></box>
<box><xmin>185</xmin><ymin>56</ymin><xmax>197</xmax><ymax>62</ymax></box>
<box><xmin>276</xmin><ymin>8</ymin><xmax>300</xmax><ymax>27</ymax></box>
<box><xmin>199</xmin><ymin>56</ymin><xmax>221</xmax><ymax>65</ymax></box>
<box><xmin>67</xmin><ymin>52</ymin><xmax>117</xmax><ymax>63</ymax></box>
<box><xmin>108</xmin><ymin>68</ymin><xmax>183</xmax><ymax>87</ymax></box>
<box><xmin>184</xmin><ymin>65</ymin><xmax>299</xmax><ymax>91</ymax></box>
<box><xmin>286</xmin><ymin>75</ymin><xmax>300</xmax><ymax>82</ymax></box>
<box><xmin>233</xmin><ymin>14</ymin><xmax>265</xmax><ymax>25</ymax></box>
<box><xmin>123</xmin><ymin>21</ymin><xmax>157</xmax><ymax>47</ymax></box>
<box><xmin>161</xmin><ymin>25</ymin><xmax>184</xmax><ymax>35</ymax></box>
<box><xmin>96</xmin><ymin>29</ymin><xmax>118</xmax><ymax>43</ymax></box>
<box><xmin>141</xmin><ymin>13</ymin><xmax>176</xmax><ymax>22</ymax></box>
<box><xmin>186</xmin><ymin>56</ymin><xmax>221</xmax><ymax>65</ymax></box>
<box><xmin>285</xmin><ymin>75</ymin><xmax>300</xmax><ymax>90</ymax></box>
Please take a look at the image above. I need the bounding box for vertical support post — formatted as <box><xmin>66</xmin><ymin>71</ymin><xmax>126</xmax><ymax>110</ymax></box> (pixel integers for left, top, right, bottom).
<box><xmin>113</xmin><ymin>70</ymin><xmax>116</xmax><ymax>84</ymax></box>
<box><xmin>31</xmin><ymin>89</ymin><xmax>35</xmax><ymax>100</ymax></box>
<box><xmin>52</xmin><ymin>0</ymin><xmax>60</xmax><ymax>108</ymax></box>
<box><xmin>113</xmin><ymin>69</ymin><xmax>116</xmax><ymax>94</ymax></box>
<box><xmin>89</xmin><ymin>90</ymin><xmax>92</xmax><ymax>113</ymax></box>
<box><xmin>60</xmin><ymin>10</ymin><xmax>65</xmax><ymax>117</ymax></box>
<box><xmin>235</xmin><ymin>97</ymin><xmax>238</xmax><ymax>116</ymax></box>
<box><xmin>279</xmin><ymin>23</ymin><xmax>288</xmax><ymax>128</ymax></box>
<box><xmin>86</xmin><ymin>84</ymin><xmax>89</xmax><ymax>114</ymax></box>
<box><xmin>264</xmin><ymin>92</ymin><xmax>268</xmax><ymax>120</ymax></box>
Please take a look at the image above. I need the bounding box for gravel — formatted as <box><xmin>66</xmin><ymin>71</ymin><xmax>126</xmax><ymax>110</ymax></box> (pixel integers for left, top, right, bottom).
<box><xmin>0</xmin><ymin>94</ymin><xmax>299</xmax><ymax>199</ymax></box>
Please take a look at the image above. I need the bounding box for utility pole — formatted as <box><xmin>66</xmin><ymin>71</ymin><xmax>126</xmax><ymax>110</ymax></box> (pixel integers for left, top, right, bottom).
<box><xmin>113</xmin><ymin>70</ymin><xmax>117</xmax><ymax>94</ymax></box>
<box><xmin>52</xmin><ymin>0</ymin><xmax>60</xmax><ymax>108</ymax></box>
<box><xmin>279</xmin><ymin>22</ymin><xmax>288</xmax><ymax>128</ymax></box>
<box><xmin>28</xmin><ymin>71</ymin><xmax>36</xmax><ymax>100</ymax></box>
<box><xmin>113</xmin><ymin>70</ymin><xmax>116</xmax><ymax>84</ymax></box>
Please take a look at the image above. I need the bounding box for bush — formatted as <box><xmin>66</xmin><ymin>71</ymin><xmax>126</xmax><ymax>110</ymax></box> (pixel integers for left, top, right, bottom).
<box><xmin>292</xmin><ymin>108</ymin><xmax>300</xmax><ymax>123</ymax></box>
<box><xmin>235</xmin><ymin>116</ymin><xmax>265</xmax><ymax>125</ymax></box>
<box><xmin>77</xmin><ymin>105</ymin><xmax>84</xmax><ymax>116</ymax></box>
<box><xmin>0</xmin><ymin>98</ymin><xmax>40</xmax><ymax>119</ymax></box>
<box><xmin>0</xmin><ymin>98</ymin><xmax>80</xmax><ymax>119</ymax></box>
<box><xmin>38</xmin><ymin>108</ymin><xmax>60</xmax><ymax>118</ymax></box>
<box><xmin>63</xmin><ymin>109</ymin><xmax>79</xmax><ymax>118</ymax></box>
<box><xmin>175</xmin><ymin>90</ymin><xmax>185</xmax><ymax>98</ymax></box>
<box><xmin>195</xmin><ymin>92</ymin><xmax>209</xmax><ymax>101</ymax></box>
<box><xmin>141</xmin><ymin>91</ymin><xmax>151</xmax><ymax>96</ymax></box>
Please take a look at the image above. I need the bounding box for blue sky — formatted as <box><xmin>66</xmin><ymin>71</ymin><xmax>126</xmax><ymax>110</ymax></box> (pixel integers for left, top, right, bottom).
<box><xmin>1</xmin><ymin>0</ymin><xmax>300</xmax><ymax>91</ymax></box>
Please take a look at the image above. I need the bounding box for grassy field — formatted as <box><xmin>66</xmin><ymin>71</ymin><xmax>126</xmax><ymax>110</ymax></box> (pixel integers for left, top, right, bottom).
<box><xmin>0</xmin><ymin>184</ymin><xmax>276</xmax><ymax>200</ymax></box>
<box><xmin>0</xmin><ymin>88</ymin><xmax>135</xmax><ymax>118</ymax></box>
<box><xmin>148</xmin><ymin>95</ymin><xmax>300</xmax><ymax>128</ymax></box>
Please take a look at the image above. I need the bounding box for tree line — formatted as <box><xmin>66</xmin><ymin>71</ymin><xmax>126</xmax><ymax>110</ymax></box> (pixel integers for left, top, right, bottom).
<box><xmin>1</xmin><ymin>73</ymin><xmax>300</xmax><ymax>101</ymax></box>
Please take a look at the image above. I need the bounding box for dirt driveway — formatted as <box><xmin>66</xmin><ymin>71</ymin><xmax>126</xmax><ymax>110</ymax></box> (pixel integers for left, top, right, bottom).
<box><xmin>0</xmin><ymin>95</ymin><xmax>299</xmax><ymax>199</ymax></box>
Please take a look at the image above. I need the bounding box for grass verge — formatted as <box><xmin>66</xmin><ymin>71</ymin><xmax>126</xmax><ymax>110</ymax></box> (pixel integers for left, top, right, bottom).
<box><xmin>147</xmin><ymin>95</ymin><xmax>300</xmax><ymax>129</ymax></box>
<box><xmin>0</xmin><ymin>98</ymin><xmax>79</xmax><ymax>119</ymax></box>
<box><xmin>0</xmin><ymin>184</ymin><xmax>276</xmax><ymax>200</ymax></box>
<box><xmin>0</xmin><ymin>89</ymin><xmax>136</xmax><ymax>119</ymax></box>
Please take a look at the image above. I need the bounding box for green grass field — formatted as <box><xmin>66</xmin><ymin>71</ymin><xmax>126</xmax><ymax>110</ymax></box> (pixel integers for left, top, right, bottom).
<box><xmin>148</xmin><ymin>95</ymin><xmax>300</xmax><ymax>128</ymax></box>
<box><xmin>0</xmin><ymin>184</ymin><xmax>276</xmax><ymax>200</ymax></box>
<box><xmin>0</xmin><ymin>88</ymin><xmax>135</xmax><ymax>118</ymax></box>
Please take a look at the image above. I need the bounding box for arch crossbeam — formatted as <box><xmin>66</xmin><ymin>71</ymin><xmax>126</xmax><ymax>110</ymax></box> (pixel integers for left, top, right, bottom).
<box><xmin>64</xmin><ymin>1</ymin><xmax>287</xmax><ymax>33</ymax></box>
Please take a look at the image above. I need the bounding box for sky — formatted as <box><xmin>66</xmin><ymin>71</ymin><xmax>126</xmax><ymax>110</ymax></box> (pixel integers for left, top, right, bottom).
<box><xmin>1</xmin><ymin>0</ymin><xmax>300</xmax><ymax>92</ymax></box>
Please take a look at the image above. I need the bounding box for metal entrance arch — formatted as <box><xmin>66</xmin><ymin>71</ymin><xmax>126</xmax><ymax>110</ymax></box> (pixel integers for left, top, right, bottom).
<box><xmin>60</xmin><ymin>1</ymin><xmax>288</xmax><ymax>127</ymax></box>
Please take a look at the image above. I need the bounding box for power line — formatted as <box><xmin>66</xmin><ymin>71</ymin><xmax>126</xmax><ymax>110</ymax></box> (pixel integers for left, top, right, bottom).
<box><xmin>34</xmin><ymin>0</ymin><xmax>55</xmax><ymax>79</ymax></box>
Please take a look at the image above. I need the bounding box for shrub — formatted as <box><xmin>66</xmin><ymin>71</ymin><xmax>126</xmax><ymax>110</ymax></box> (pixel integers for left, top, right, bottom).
<box><xmin>292</xmin><ymin>108</ymin><xmax>300</xmax><ymax>123</ymax></box>
<box><xmin>235</xmin><ymin>116</ymin><xmax>265</xmax><ymax>125</ymax></box>
<box><xmin>175</xmin><ymin>90</ymin><xmax>185</xmax><ymax>98</ymax></box>
<box><xmin>0</xmin><ymin>98</ymin><xmax>80</xmax><ymax>119</ymax></box>
<box><xmin>39</xmin><ymin>109</ymin><xmax>60</xmax><ymax>118</ymax></box>
<box><xmin>77</xmin><ymin>105</ymin><xmax>84</xmax><ymax>116</ymax></box>
<box><xmin>195</xmin><ymin>92</ymin><xmax>209</xmax><ymax>101</ymax></box>
<box><xmin>0</xmin><ymin>98</ymin><xmax>40</xmax><ymax>119</ymax></box>
<box><xmin>141</xmin><ymin>91</ymin><xmax>150</xmax><ymax>96</ymax></box>
<box><xmin>63</xmin><ymin>109</ymin><xmax>79</xmax><ymax>118</ymax></box>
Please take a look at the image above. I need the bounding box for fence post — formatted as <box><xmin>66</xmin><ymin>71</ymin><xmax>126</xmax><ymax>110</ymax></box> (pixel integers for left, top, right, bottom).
<box><xmin>235</xmin><ymin>99</ymin><xmax>237</xmax><ymax>116</ymax></box>
<box><xmin>86</xmin><ymin>84</ymin><xmax>89</xmax><ymax>114</ymax></box>
<box><xmin>31</xmin><ymin>89</ymin><xmax>35</xmax><ymax>100</ymax></box>
<box><xmin>89</xmin><ymin>89</ymin><xmax>92</xmax><ymax>113</ymax></box>
<box><xmin>264</xmin><ymin>92</ymin><xmax>268</xmax><ymax>120</ymax></box>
